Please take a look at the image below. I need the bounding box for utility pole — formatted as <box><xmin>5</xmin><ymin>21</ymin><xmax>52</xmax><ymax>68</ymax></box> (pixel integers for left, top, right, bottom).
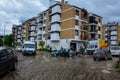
<box><xmin>3</xmin><ymin>22</ymin><xmax>8</xmax><ymax>46</ymax></box>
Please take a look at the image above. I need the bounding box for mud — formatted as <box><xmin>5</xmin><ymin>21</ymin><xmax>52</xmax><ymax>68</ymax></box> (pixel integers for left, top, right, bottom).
<box><xmin>1</xmin><ymin>51</ymin><xmax>120</xmax><ymax>80</ymax></box>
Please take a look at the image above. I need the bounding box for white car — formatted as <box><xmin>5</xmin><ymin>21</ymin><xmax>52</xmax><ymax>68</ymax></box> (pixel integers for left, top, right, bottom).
<box><xmin>15</xmin><ymin>46</ymin><xmax>22</xmax><ymax>52</ymax></box>
<box><xmin>110</xmin><ymin>46</ymin><xmax>120</xmax><ymax>56</ymax></box>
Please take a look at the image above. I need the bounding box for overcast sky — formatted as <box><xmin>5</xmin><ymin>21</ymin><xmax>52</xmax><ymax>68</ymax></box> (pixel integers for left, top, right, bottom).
<box><xmin>0</xmin><ymin>0</ymin><xmax>120</xmax><ymax>35</ymax></box>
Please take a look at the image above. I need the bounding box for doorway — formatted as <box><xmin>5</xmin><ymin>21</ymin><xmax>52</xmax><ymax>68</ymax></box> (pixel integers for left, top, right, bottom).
<box><xmin>70</xmin><ymin>43</ymin><xmax>76</xmax><ymax>51</ymax></box>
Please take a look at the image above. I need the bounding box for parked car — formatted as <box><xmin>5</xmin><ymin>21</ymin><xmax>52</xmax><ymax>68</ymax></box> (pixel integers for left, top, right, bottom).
<box><xmin>0</xmin><ymin>47</ymin><xmax>18</xmax><ymax>75</ymax></box>
<box><xmin>51</xmin><ymin>48</ymin><xmax>75</xmax><ymax>57</ymax></box>
<box><xmin>110</xmin><ymin>46</ymin><xmax>120</xmax><ymax>56</ymax></box>
<box><xmin>15</xmin><ymin>46</ymin><xmax>22</xmax><ymax>52</ymax></box>
<box><xmin>93</xmin><ymin>49</ymin><xmax>112</xmax><ymax>61</ymax></box>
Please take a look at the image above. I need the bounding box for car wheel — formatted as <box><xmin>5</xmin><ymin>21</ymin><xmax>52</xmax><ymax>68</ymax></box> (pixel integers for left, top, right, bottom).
<box><xmin>109</xmin><ymin>57</ymin><xmax>112</xmax><ymax>60</ymax></box>
<box><xmin>105</xmin><ymin>57</ymin><xmax>108</xmax><ymax>60</ymax></box>
<box><xmin>33</xmin><ymin>52</ymin><xmax>36</xmax><ymax>55</ymax></box>
<box><xmin>69</xmin><ymin>54</ymin><xmax>72</xmax><ymax>57</ymax></box>
<box><xmin>93</xmin><ymin>58</ymin><xmax>96</xmax><ymax>61</ymax></box>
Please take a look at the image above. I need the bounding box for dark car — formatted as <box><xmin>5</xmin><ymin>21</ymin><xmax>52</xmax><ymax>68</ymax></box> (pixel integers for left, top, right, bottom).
<box><xmin>0</xmin><ymin>47</ymin><xmax>18</xmax><ymax>75</ymax></box>
<box><xmin>93</xmin><ymin>49</ymin><xmax>112</xmax><ymax>61</ymax></box>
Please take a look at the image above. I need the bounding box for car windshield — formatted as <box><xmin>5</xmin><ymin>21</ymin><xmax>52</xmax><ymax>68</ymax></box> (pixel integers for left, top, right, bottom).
<box><xmin>94</xmin><ymin>49</ymin><xmax>104</xmax><ymax>54</ymax></box>
<box><xmin>17</xmin><ymin>46</ymin><xmax>22</xmax><ymax>48</ymax></box>
<box><xmin>88</xmin><ymin>45</ymin><xmax>94</xmax><ymax>48</ymax></box>
<box><xmin>24</xmin><ymin>44</ymin><xmax>35</xmax><ymax>48</ymax></box>
<box><xmin>111</xmin><ymin>46</ymin><xmax>120</xmax><ymax>50</ymax></box>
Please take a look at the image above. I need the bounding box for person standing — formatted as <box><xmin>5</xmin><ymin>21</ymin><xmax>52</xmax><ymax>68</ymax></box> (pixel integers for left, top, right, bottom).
<box><xmin>79</xmin><ymin>46</ymin><xmax>84</xmax><ymax>57</ymax></box>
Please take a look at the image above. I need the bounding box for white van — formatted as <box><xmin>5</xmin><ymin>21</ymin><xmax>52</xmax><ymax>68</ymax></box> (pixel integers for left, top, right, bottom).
<box><xmin>22</xmin><ymin>41</ymin><xmax>36</xmax><ymax>55</ymax></box>
<box><xmin>110</xmin><ymin>46</ymin><xmax>120</xmax><ymax>56</ymax></box>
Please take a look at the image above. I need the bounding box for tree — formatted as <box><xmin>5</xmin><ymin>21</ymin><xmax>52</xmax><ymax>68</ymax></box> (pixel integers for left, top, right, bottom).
<box><xmin>4</xmin><ymin>34</ymin><xmax>14</xmax><ymax>46</ymax></box>
<box><xmin>0</xmin><ymin>39</ymin><xmax>3</xmax><ymax>46</ymax></box>
<box><xmin>39</xmin><ymin>41</ymin><xmax>45</xmax><ymax>49</ymax></box>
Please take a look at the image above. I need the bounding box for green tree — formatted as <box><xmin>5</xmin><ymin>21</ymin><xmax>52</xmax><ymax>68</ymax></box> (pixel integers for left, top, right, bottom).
<box><xmin>39</xmin><ymin>41</ymin><xmax>45</xmax><ymax>49</ymax></box>
<box><xmin>0</xmin><ymin>39</ymin><xmax>3</xmax><ymax>46</ymax></box>
<box><xmin>4</xmin><ymin>34</ymin><xmax>14</xmax><ymax>46</ymax></box>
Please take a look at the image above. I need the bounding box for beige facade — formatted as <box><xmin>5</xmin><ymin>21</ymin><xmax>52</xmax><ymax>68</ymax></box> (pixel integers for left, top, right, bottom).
<box><xmin>23</xmin><ymin>17</ymin><xmax>37</xmax><ymax>42</ymax></box>
<box><xmin>13</xmin><ymin>0</ymin><xmax>103</xmax><ymax>50</ymax></box>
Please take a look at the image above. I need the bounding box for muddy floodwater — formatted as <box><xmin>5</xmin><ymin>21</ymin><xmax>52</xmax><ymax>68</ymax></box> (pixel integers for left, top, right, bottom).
<box><xmin>1</xmin><ymin>51</ymin><xmax>120</xmax><ymax>80</ymax></box>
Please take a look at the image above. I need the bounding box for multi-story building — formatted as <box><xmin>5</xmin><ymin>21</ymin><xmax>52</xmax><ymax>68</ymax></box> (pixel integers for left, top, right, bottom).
<box><xmin>103</xmin><ymin>22</ymin><xmax>120</xmax><ymax>46</ymax></box>
<box><xmin>23</xmin><ymin>17</ymin><xmax>37</xmax><ymax>42</ymax></box>
<box><xmin>12</xmin><ymin>0</ymin><xmax>103</xmax><ymax>50</ymax></box>
<box><xmin>12</xmin><ymin>25</ymin><xmax>24</xmax><ymax>45</ymax></box>
<box><xmin>36</xmin><ymin>0</ymin><xmax>103</xmax><ymax>51</ymax></box>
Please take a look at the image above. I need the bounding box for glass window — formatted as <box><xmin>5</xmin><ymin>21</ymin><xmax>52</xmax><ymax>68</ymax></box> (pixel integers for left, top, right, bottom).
<box><xmin>98</xmin><ymin>34</ymin><xmax>101</xmax><ymax>39</ymax></box>
<box><xmin>0</xmin><ymin>50</ymin><xmax>7</xmax><ymax>58</ymax></box>
<box><xmin>75</xmin><ymin>30</ymin><xmax>78</xmax><ymax>36</ymax></box>
<box><xmin>75</xmin><ymin>20</ymin><xmax>79</xmax><ymax>25</ymax></box>
<box><xmin>76</xmin><ymin>10</ymin><xmax>79</xmax><ymax>15</ymax></box>
<box><xmin>24</xmin><ymin>44</ymin><xmax>35</xmax><ymax>48</ymax></box>
<box><xmin>98</xmin><ymin>27</ymin><xmax>101</xmax><ymax>31</ymax></box>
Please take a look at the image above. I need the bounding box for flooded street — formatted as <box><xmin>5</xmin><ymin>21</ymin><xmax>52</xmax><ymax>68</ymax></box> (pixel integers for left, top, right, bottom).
<box><xmin>1</xmin><ymin>51</ymin><xmax>120</xmax><ymax>80</ymax></box>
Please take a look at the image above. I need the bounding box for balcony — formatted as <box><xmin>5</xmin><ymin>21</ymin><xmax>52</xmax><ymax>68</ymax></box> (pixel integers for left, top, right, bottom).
<box><xmin>37</xmin><ymin>30</ymin><xmax>43</xmax><ymax>34</ymax></box>
<box><xmin>51</xmin><ymin>24</ymin><xmax>61</xmax><ymax>32</ymax></box>
<box><xmin>110</xmin><ymin>31</ymin><xmax>117</xmax><ymax>35</ymax></box>
<box><xmin>30</xmin><ymin>27</ymin><xmax>36</xmax><ymax>31</ymax></box>
<box><xmin>29</xmin><ymin>22</ymin><xmax>36</xmax><ymax>26</ymax></box>
<box><xmin>50</xmin><ymin>5</ymin><xmax>61</xmax><ymax>15</ymax></box>
<box><xmin>110</xmin><ymin>36</ymin><xmax>117</xmax><ymax>40</ymax></box>
<box><xmin>37</xmin><ymin>23</ymin><xmax>43</xmax><ymax>27</ymax></box>
<box><xmin>75</xmin><ymin>36</ymin><xmax>79</xmax><ymax>40</ymax></box>
<box><xmin>50</xmin><ymin>14</ymin><xmax>61</xmax><ymax>24</ymax></box>
<box><xmin>89</xmin><ymin>31</ymin><xmax>97</xmax><ymax>34</ymax></box>
<box><xmin>110</xmin><ymin>27</ymin><xmax>117</xmax><ymax>31</ymax></box>
<box><xmin>29</xmin><ymin>33</ymin><xmax>36</xmax><ymax>37</ymax></box>
<box><xmin>17</xmin><ymin>36</ymin><xmax>21</xmax><ymax>38</ymax></box>
<box><xmin>98</xmin><ymin>23</ymin><xmax>101</xmax><ymax>26</ymax></box>
<box><xmin>97</xmin><ymin>31</ymin><xmax>101</xmax><ymax>34</ymax></box>
<box><xmin>75</xmin><ymin>26</ymin><xmax>79</xmax><ymax>30</ymax></box>
<box><xmin>50</xmin><ymin>33</ymin><xmax>60</xmax><ymax>41</ymax></box>
<box><xmin>43</xmin><ymin>16</ymin><xmax>46</xmax><ymax>20</ymax></box>
<box><xmin>75</xmin><ymin>15</ymin><xmax>79</xmax><ymax>20</ymax></box>
<box><xmin>37</xmin><ymin>30</ymin><xmax>46</xmax><ymax>35</ymax></box>
<box><xmin>80</xmin><ymin>18</ymin><xmax>88</xmax><ymax>23</ymax></box>
<box><xmin>43</xmin><ymin>24</ymin><xmax>46</xmax><ymax>27</ymax></box>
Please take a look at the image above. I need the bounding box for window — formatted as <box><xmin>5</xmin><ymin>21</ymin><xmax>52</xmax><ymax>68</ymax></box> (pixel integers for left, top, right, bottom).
<box><xmin>98</xmin><ymin>34</ymin><xmax>101</xmax><ymax>39</ymax></box>
<box><xmin>0</xmin><ymin>50</ymin><xmax>7</xmax><ymax>59</ymax></box>
<box><xmin>75</xmin><ymin>30</ymin><xmax>78</xmax><ymax>36</ymax></box>
<box><xmin>98</xmin><ymin>27</ymin><xmax>101</xmax><ymax>31</ymax></box>
<box><xmin>99</xmin><ymin>18</ymin><xmax>101</xmax><ymax>23</ymax></box>
<box><xmin>76</xmin><ymin>10</ymin><xmax>79</xmax><ymax>15</ymax></box>
<box><xmin>75</xmin><ymin>20</ymin><xmax>79</xmax><ymax>25</ymax></box>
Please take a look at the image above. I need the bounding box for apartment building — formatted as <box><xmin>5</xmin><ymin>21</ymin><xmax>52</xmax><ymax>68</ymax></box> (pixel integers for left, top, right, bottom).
<box><xmin>103</xmin><ymin>22</ymin><xmax>120</xmax><ymax>46</ymax></box>
<box><xmin>23</xmin><ymin>17</ymin><xmax>37</xmax><ymax>42</ymax></box>
<box><xmin>36</xmin><ymin>0</ymin><xmax>103</xmax><ymax>51</ymax></box>
<box><xmin>12</xmin><ymin>25</ymin><xmax>24</xmax><ymax>45</ymax></box>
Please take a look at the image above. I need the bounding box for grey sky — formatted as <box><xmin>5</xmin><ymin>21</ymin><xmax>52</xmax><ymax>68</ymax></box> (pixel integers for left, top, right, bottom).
<box><xmin>0</xmin><ymin>0</ymin><xmax>119</xmax><ymax>35</ymax></box>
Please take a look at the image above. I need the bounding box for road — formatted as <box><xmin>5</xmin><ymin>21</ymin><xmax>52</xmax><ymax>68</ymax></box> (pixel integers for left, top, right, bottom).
<box><xmin>1</xmin><ymin>51</ymin><xmax>120</xmax><ymax>80</ymax></box>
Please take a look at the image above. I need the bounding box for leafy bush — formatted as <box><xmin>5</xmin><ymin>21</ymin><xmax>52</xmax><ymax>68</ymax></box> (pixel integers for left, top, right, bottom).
<box><xmin>39</xmin><ymin>41</ymin><xmax>45</xmax><ymax>49</ymax></box>
<box><xmin>116</xmin><ymin>58</ymin><xmax>120</xmax><ymax>73</ymax></box>
<box><xmin>38</xmin><ymin>42</ymin><xmax>51</xmax><ymax>52</ymax></box>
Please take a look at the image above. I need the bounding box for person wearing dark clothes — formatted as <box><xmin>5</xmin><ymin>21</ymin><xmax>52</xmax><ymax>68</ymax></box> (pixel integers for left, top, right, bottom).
<box><xmin>79</xmin><ymin>46</ymin><xmax>84</xmax><ymax>57</ymax></box>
